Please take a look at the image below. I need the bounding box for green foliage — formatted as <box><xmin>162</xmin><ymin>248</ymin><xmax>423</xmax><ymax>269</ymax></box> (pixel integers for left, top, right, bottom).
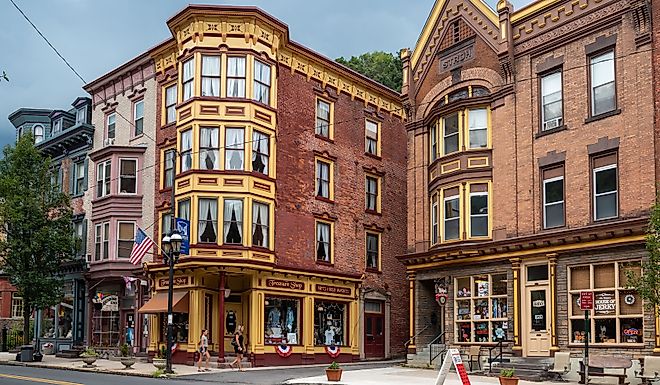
<box><xmin>80</xmin><ymin>347</ymin><xmax>98</xmax><ymax>357</ymax></box>
<box><xmin>156</xmin><ymin>346</ymin><xmax>167</xmax><ymax>359</ymax></box>
<box><xmin>627</xmin><ymin>197</ymin><xmax>660</xmax><ymax>309</ymax></box>
<box><xmin>336</xmin><ymin>51</ymin><xmax>403</xmax><ymax>92</ymax></box>
<box><xmin>152</xmin><ymin>369</ymin><xmax>165</xmax><ymax>378</ymax></box>
<box><xmin>327</xmin><ymin>361</ymin><xmax>341</xmax><ymax>370</ymax></box>
<box><xmin>120</xmin><ymin>343</ymin><xmax>131</xmax><ymax>357</ymax></box>
<box><xmin>500</xmin><ymin>368</ymin><xmax>515</xmax><ymax>377</ymax></box>
<box><xmin>0</xmin><ymin>134</ymin><xmax>75</xmax><ymax>339</ymax></box>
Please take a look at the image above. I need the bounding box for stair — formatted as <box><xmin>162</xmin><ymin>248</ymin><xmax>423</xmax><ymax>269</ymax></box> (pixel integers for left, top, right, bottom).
<box><xmin>405</xmin><ymin>343</ymin><xmax>446</xmax><ymax>369</ymax></box>
<box><xmin>485</xmin><ymin>357</ymin><xmax>553</xmax><ymax>381</ymax></box>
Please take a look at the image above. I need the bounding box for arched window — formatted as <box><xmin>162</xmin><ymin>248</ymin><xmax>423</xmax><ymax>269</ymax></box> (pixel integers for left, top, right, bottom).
<box><xmin>33</xmin><ymin>124</ymin><xmax>44</xmax><ymax>143</ymax></box>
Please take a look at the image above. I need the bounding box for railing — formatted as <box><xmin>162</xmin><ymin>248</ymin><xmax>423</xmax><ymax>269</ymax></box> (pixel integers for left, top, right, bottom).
<box><xmin>404</xmin><ymin>323</ymin><xmax>433</xmax><ymax>365</ymax></box>
<box><xmin>1</xmin><ymin>327</ymin><xmax>25</xmax><ymax>352</ymax></box>
<box><xmin>488</xmin><ymin>339</ymin><xmax>513</xmax><ymax>373</ymax></box>
<box><xmin>429</xmin><ymin>331</ymin><xmax>446</xmax><ymax>366</ymax></box>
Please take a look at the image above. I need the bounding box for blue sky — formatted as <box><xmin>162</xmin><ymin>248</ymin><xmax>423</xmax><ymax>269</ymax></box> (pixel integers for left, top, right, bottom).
<box><xmin>0</xmin><ymin>0</ymin><xmax>528</xmax><ymax>149</ymax></box>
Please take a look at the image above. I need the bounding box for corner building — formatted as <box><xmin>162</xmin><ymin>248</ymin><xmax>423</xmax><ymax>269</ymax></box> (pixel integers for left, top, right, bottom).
<box><xmin>401</xmin><ymin>0</ymin><xmax>656</xmax><ymax>361</ymax></box>
<box><xmin>142</xmin><ymin>5</ymin><xmax>407</xmax><ymax>365</ymax></box>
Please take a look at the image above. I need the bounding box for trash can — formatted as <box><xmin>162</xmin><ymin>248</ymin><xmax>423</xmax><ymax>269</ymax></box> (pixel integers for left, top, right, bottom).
<box><xmin>20</xmin><ymin>345</ymin><xmax>34</xmax><ymax>362</ymax></box>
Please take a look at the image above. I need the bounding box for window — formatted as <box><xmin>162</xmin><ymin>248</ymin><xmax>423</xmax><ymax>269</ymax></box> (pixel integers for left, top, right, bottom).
<box><xmin>51</xmin><ymin>166</ymin><xmax>61</xmax><ymax>191</ymax></box>
<box><xmin>53</xmin><ymin>119</ymin><xmax>62</xmax><ymax>134</ymax></box>
<box><xmin>225</xmin><ymin>128</ymin><xmax>245</xmax><ymax>170</ymax></box>
<box><xmin>73</xmin><ymin>220</ymin><xmax>85</xmax><ymax>256</ymax></box>
<box><xmin>542</xmin><ymin>166</ymin><xmax>564</xmax><ymax>228</ymax></box>
<box><xmin>161</xmin><ymin>213</ymin><xmax>172</xmax><ymax>240</ymax></box>
<box><xmin>33</xmin><ymin>124</ymin><xmax>44</xmax><ymax>143</ymax></box>
<box><xmin>366</xmin><ymin>175</ymin><xmax>379</xmax><ymax>212</ymax></box>
<box><xmin>96</xmin><ymin>160</ymin><xmax>111</xmax><ymax>198</ymax></box>
<box><xmin>182</xmin><ymin>58</ymin><xmax>195</xmax><ymax>101</ymax></box>
<box><xmin>227</xmin><ymin>57</ymin><xmax>246</xmax><ymax>98</ymax></box>
<box><xmin>590</xmin><ymin>50</ymin><xmax>616</xmax><ymax>116</ymax></box>
<box><xmin>73</xmin><ymin>161</ymin><xmax>85</xmax><ymax>195</ymax></box>
<box><xmin>316</xmin><ymin>99</ymin><xmax>332</xmax><ymax>138</ymax></box>
<box><xmin>316</xmin><ymin>160</ymin><xmax>331</xmax><ymax>199</ymax></box>
<box><xmin>431</xmin><ymin>194</ymin><xmax>438</xmax><ymax>244</ymax></box>
<box><xmin>198</xmin><ymin>198</ymin><xmax>218</xmax><ymax>243</ymax></box>
<box><xmin>11</xmin><ymin>293</ymin><xmax>23</xmax><ymax>319</ymax></box>
<box><xmin>201</xmin><ymin>55</ymin><xmax>220</xmax><ymax>97</ymax></box>
<box><xmin>365</xmin><ymin>120</ymin><xmax>379</xmax><ymax>155</ymax></box>
<box><xmin>165</xmin><ymin>85</ymin><xmax>177</xmax><ymax>124</ymax></box>
<box><xmin>593</xmin><ymin>154</ymin><xmax>618</xmax><ymax>220</ymax></box>
<box><xmin>470</xmin><ymin>185</ymin><xmax>489</xmax><ymax>237</ymax></box>
<box><xmin>541</xmin><ymin>71</ymin><xmax>563</xmax><ymax>130</ymax></box>
<box><xmin>94</xmin><ymin>224</ymin><xmax>102</xmax><ymax>261</ymax></box>
<box><xmin>264</xmin><ymin>297</ymin><xmax>300</xmax><ymax>345</ymax></box>
<box><xmin>443</xmin><ymin>113</ymin><xmax>459</xmax><ymax>154</ymax></box>
<box><xmin>223</xmin><ymin>199</ymin><xmax>243</xmax><ymax>244</ymax></box>
<box><xmin>252</xmin><ymin>201</ymin><xmax>269</xmax><ymax>248</ymax></box>
<box><xmin>180</xmin><ymin>129</ymin><xmax>192</xmax><ymax>172</ymax></box>
<box><xmin>252</xmin><ymin>130</ymin><xmax>269</xmax><ymax>175</ymax></box>
<box><xmin>119</xmin><ymin>159</ymin><xmax>137</xmax><ymax>194</ymax></box>
<box><xmin>178</xmin><ymin>199</ymin><xmax>191</xmax><ymax>221</ymax></box>
<box><xmin>163</xmin><ymin>149</ymin><xmax>175</xmax><ymax>188</ymax></box>
<box><xmin>443</xmin><ymin>189</ymin><xmax>460</xmax><ymax>241</ymax></box>
<box><xmin>569</xmin><ymin>262</ymin><xmax>643</xmax><ymax>344</ymax></box>
<box><xmin>103</xmin><ymin>223</ymin><xmax>109</xmax><ymax>259</ymax></box>
<box><xmin>131</xmin><ymin>100</ymin><xmax>144</xmax><ymax>136</ymax></box>
<box><xmin>199</xmin><ymin>127</ymin><xmax>219</xmax><ymax>170</ymax></box>
<box><xmin>455</xmin><ymin>274</ymin><xmax>508</xmax><ymax>343</ymax></box>
<box><xmin>76</xmin><ymin>106</ymin><xmax>86</xmax><ymax>124</ymax></box>
<box><xmin>106</xmin><ymin>113</ymin><xmax>116</xmax><ymax>139</ymax></box>
<box><xmin>468</xmin><ymin>109</ymin><xmax>487</xmax><ymax>149</ymax></box>
<box><xmin>314</xmin><ymin>301</ymin><xmax>346</xmax><ymax>346</ymax></box>
<box><xmin>316</xmin><ymin>221</ymin><xmax>332</xmax><ymax>263</ymax></box>
<box><xmin>366</xmin><ymin>233</ymin><xmax>379</xmax><ymax>270</ymax></box>
<box><xmin>253</xmin><ymin>60</ymin><xmax>271</xmax><ymax>104</ymax></box>
<box><xmin>117</xmin><ymin>222</ymin><xmax>135</xmax><ymax>258</ymax></box>
<box><xmin>430</xmin><ymin>122</ymin><xmax>437</xmax><ymax>161</ymax></box>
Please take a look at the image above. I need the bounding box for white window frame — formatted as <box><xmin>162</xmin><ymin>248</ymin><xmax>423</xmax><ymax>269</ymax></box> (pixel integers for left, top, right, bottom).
<box><xmin>540</xmin><ymin>71</ymin><xmax>563</xmax><ymax>131</ymax></box>
<box><xmin>94</xmin><ymin>223</ymin><xmax>102</xmax><ymax>261</ymax></box>
<box><xmin>33</xmin><ymin>124</ymin><xmax>44</xmax><ymax>143</ymax></box>
<box><xmin>76</xmin><ymin>106</ymin><xmax>87</xmax><ymax>124</ymax></box>
<box><xmin>469</xmin><ymin>191</ymin><xmax>489</xmax><ymax>237</ymax></box>
<box><xmin>74</xmin><ymin>161</ymin><xmax>85</xmax><ymax>196</ymax></box>
<box><xmin>11</xmin><ymin>293</ymin><xmax>23</xmax><ymax>319</ymax></box>
<box><xmin>443</xmin><ymin>195</ymin><xmax>460</xmax><ymax>241</ymax></box>
<box><xmin>226</xmin><ymin>56</ymin><xmax>246</xmax><ymax>98</ymax></box>
<box><xmin>96</xmin><ymin>160</ymin><xmax>111</xmax><ymax>198</ymax></box>
<box><xmin>467</xmin><ymin>108</ymin><xmax>488</xmax><ymax>149</ymax></box>
<box><xmin>180</xmin><ymin>129</ymin><xmax>193</xmax><ymax>172</ymax></box>
<box><xmin>253</xmin><ymin>59</ymin><xmax>271</xmax><ymax>105</ymax></box>
<box><xmin>590</xmin><ymin>50</ymin><xmax>616</xmax><ymax>117</ymax></box>
<box><xmin>201</xmin><ymin>55</ymin><xmax>221</xmax><ymax>97</ymax></box>
<box><xmin>431</xmin><ymin>198</ymin><xmax>438</xmax><ymax>245</ymax></box>
<box><xmin>106</xmin><ymin>113</ymin><xmax>116</xmax><ymax>139</ymax></box>
<box><xmin>165</xmin><ymin>84</ymin><xmax>177</xmax><ymax>124</ymax></box>
<box><xmin>133</xmin><ymin>100</ymin><xmax>144</xmax><ymax>136</ymax></box>
<box><xmin>365</xmin><ymin>120</ymin><xmax>379</xmax><ymax>155</ymax></box>
<box><xmin>182</xmin><ymin>57</ymin><xmax>195</xmax><ymax>101</ymax></box>
<box><xmin>118</xmin><ymin>158</ymin><xmax>138</xmax><ymax>195</ymax></box>
<box><xmin>543</xmin><ymin>176</ymin><xmax>565</xmax><ymax>229</ymax></box>
<box><xmin>117</xmin><ymin>221</ymin><xmax>136</xmax><ymax>259</ymax></box>
<box><xmin>593</xmin><ymin>164</ymin><xmax>618</xmax><ymax>221</ymax></box>
<box><xmin>53</xmin><ymin>119</ymin><xmax>62</xmax><ymax>134</ymax></box>
<box><xmin>443</xmin><ymin>114</ymin><xmax>459</xmax><ymax>155</ymax></box>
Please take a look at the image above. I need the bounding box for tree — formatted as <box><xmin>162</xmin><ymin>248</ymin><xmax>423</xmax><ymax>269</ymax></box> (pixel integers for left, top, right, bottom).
<box><xmin>627</xmin><ymin>197</ymin><xmax>660</xmax><ymax>310</ymax></box>
<box><xmin>0</xmin><ymin>134</ymin><xmax>75</xmax><ymax>342</ymax></box>
<box><xmin>336</xmin><ymin>51</ymin><xmax>403</xmax><ymax>92</ymax></box>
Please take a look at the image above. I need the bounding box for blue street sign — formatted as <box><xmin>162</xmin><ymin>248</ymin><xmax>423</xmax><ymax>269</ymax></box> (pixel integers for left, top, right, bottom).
<box><xmin>175</xmin><ymin>218</ymin><xmax>190</xmax><ymax>255</ymax></box>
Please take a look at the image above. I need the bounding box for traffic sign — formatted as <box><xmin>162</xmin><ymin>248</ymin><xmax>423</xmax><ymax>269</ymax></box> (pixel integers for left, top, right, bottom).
<box><xmin>580</xmin><ymin>291</ymin><xmax>594</xmax><ymax>311</ymax></box>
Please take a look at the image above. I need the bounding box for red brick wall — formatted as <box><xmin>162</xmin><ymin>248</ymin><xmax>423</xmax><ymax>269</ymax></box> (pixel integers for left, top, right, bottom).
<box><xmin>0</xmin><ymin>278</ymin><xmax>17</xmax><ymax>319</ymax></box>
<box><xmin>276</xmin><ymin>69</ymin><xmax>409</xmax><ymax>354</ymax></box>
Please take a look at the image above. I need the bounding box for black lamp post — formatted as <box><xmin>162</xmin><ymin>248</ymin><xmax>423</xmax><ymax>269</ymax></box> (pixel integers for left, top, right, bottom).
<box><xmin>162</xmin><ymin>231</ymin><xmax>182</xmax><ymax>374</ymax></box>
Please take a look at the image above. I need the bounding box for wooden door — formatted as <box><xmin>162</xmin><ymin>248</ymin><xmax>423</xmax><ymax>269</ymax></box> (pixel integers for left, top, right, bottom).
<box><xmin>364</xmin><ymin>301</ymin><xmax>385</xmax><ymax>359</ymax></box>
<box><xmin>525</xmin><ymin>286</ymin><xmax>551</xmax><ymax>356</ymax></box>
<box><xmin>224</xmin><ymin>302</ymin><xmax>242</xmax><ymax>353</ymax></box>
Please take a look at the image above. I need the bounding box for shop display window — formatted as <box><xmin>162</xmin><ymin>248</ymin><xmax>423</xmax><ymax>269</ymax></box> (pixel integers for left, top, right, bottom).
<box><xmin>41</xmin><ymin>307</ymin><xmax>56</xmax><ymax>338</ymax></box>
<box><xmin>314</xmin><ymin>301</ymin><xmax>347</xmax><ymax>346</ymax></box>
<box><xmin>568</xmin><ymin>261</ymin><xmax>643</xmax><ymax>345</ymax></box>
<box><xmin>160</xmin><ymin>313</ymin><xmax>189</xmax><ymax>344</ymax></box>
<box><xmin>40</xmin><ymin>282</ymin><xmax>75</xmax><ymax>340</ymax></box>
<box><xmin>454</xmin><ymin>273</ymin><xmax>508</xmax><ymax>343</ymax></box>
<box><xmin>264</xmin><ymin>297</ymin><xmax>300</xmax><ymax>345</ymax></box>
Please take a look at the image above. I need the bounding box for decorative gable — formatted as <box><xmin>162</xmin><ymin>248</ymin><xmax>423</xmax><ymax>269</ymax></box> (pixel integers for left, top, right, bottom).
<box><xmin>438</xmin><ymin>18</ymin><xmax>477</xmax><ymax>52</ymax></box>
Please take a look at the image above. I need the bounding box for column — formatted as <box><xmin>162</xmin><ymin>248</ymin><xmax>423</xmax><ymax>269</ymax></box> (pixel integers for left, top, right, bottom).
<box><xmin>548</xmin><ymin>254</ymin><xmax>559</xmax><ymax>351</ymax></box>
<box><xmin>654</xmin><ymin>306</ymin><xmax>660</xmax><ymax>353</ymax></box>
<box><xmin>407</xmin><ymin>271</ymin><xmax>417</xmax><ymax>353</ymax></box>
<box><xmin>303</xmin><ymin>296</ymin><xmax>315</xmax><ymax>356</ymax></box>
<box><xmin>510</xmin><ymin>258</ymin><xmax>522</xmax><ymax>352</ymax></box>
<box><xmin>217</xmin><ymin>272</ymin><xmax>225</xmax><ymax>362</ymax></box>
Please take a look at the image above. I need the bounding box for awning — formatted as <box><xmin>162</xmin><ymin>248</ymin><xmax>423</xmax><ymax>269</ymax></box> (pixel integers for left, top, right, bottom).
<box><xmin>138</xmin><ymin>292</ymin><xmax>189</xmax><ymax>314</ymax></box>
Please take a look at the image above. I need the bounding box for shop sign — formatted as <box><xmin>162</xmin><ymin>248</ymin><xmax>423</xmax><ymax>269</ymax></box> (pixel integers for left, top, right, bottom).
<box><xmin>532</xmin><ymin>300</ymin><xmax>545</xmax><ymax>307</ymax></box>
<box><xmin>315</xmin><ymin>284</ymin><xmax>351</xmax><ymax>296</ymax></box>
<box><xmin>439</xmin><ymin>44</ymin><xmax>475</xmax><ymax>72</ymax></box>
<box><xmin>266</xmin><ymin>279</ymin><xmax>304</xmax><ymax>291</ymax></box>
<box><xmin>623</xmin><ymin>328</ymin><xmax>640</xmax><ymax>336</ymax></box>
<box><xmin>594</xmin><ymin>292</ymin><xmax>615</xmax><ymax>315</ymax></box>
<box><xmin>101</xmin><ymin>295</ymin><xmax>119</xmax><ymax>312</ymax></box>
<box><xmin>159</xmin><ymin>276</ymin><xmax>189</xmax><ymax>288</ymax></box>
<box><xmin>579</xmin><ymin>291</ymin><xmax>594</xmax><ymax>310</ymax></box>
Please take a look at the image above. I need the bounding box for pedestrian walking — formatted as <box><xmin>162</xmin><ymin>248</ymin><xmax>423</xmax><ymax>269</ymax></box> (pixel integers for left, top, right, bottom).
<box><xmin>197</xmin><ymin>329</ymin><xmax>210</xmax><ymax>372</ymax></box>
<box><xmin>229</xmin><ymin>325</ymin><xmax>245</xmax><ymax>371</ymax></box>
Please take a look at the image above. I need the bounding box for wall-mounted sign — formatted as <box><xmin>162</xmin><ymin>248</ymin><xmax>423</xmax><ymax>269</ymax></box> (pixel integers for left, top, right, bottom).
<box><xmin>266</xmin><ymin>279</ymin><xmax>304</xmax><ymax>291</ymax></box>
<box><xmin>580</xmin><ymin>291</ymin><xmax>594</xmax><ymax>310</ymax></box>
<box><xmin>315</xmin><ymin>284</ymin><xmax>351</xmax><ymax>296</ymax></box>
<box><xmin>439</xmin><ymin>44</ymin><xmax>475</xmax><ymax>72</ymax></box>
<box><xmin>532</xmin><ymin>300</ymin><xmax>545</xmax><ymax>307</ymax></box>
<box><xmin>594</xmin><ymin>292</ymin><xmax>615</xmax><ymax>315</ymax></box>
<box><xmin>159</xmin><ymin>276</ymin><xmax>189</xmax><ymax>288</ymax></box>
<box><xmin>624</xmin><ymin>294</ymin><xmax>636</xmax><ymax>305</ymax></box>
<box><xmin>101</xmin><ymin>295</ymin><xmax>119</xmax><ymax>312</ymax></box>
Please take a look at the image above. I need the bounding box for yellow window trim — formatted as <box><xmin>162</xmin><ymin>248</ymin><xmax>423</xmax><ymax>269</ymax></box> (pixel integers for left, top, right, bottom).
<box><xmin>466</xmin><ymin>180</ymin><xmax>493</xmax><ymax>240</ymax></box>
<box><xmin>161</xmin><ymin>80</ymin><xmax>178</xmax><ymax>126</ymax></box>
<box><xmin>365</xmin><ymin>118</ymin><xmax>381</xmax><ymax>157</ymax></box>
<box><xmin>440</xmin><ymin>184</ymin><xmax>464</xmax><ymax>243</ymax></box>
<box><xmin>365</xmin><ymin>230</ymin><xmax>382</xmax><ymax>272</ymax></box>
<box><xmin>430</xmin><ymin>193</ymin><xmax>439</xmax><ymax>245</ymax></box>
<box><xmin>314</xmin><ymin>156</ymin><xmax>335</xmax><ymax>201</ymax></box>
<box><xmin>315</xmin><ymin>96</ymin><xmax>334</xmax><ymax>140</ymax></box>
<box><xmin>365</xmin><ymin>173</ymin><xmax>382</xmax><ymax>213</ymax></box>
<box><xmin>160</xmin><ymin>146</ymin><xmax>176</xmax><ymax>190</ymax></box>
<box><xmin>315</xmin><ymin>219</ymin><xmax>335</xmax><ymax>265</ymax></box>
<box><xmin>432</xmin><ymin>106</ymin><xmax>492</xmax><ymax>159</ymax></box>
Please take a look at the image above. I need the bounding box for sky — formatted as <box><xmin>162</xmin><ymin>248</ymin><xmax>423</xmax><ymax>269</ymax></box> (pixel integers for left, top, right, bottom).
<box><xmin>0</xmin><ymin>0</ymin><xmax>528</xmax><ymax>149</ymax></box>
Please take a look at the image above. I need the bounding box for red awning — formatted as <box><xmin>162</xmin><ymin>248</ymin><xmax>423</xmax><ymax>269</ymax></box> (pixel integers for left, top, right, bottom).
<box><xmin>138</xmin><ymin>292</ymin><xmax>189</xmax><ymax>313</ymax></box>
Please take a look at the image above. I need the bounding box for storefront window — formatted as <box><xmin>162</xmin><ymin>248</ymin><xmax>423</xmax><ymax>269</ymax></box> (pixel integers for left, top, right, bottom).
<box><xmin>454</xmin><ymin>273</ymin><xmax>508</xmax><ymax>343</ymax></box>
<box><xmin>314</xmin><ymin>301</ymin><xmax>347</xmax><ymax>346</ymax></box>
<box><xmin>92</xmin><ymin>292</ymin><xmax>120</xmax><ymax>346</ymax></box>
<box><xmin>57</xmin><ymin>282</ymin><xmax>74</xmax><ymax>339</ymax></box>
<box><xmin>160</xmin><ymin>313</ymin><xmax>189</xmax><ymax>344</ymax></box>
<box><xmin>41</xmin><ymin>307</ymin><xmax>56</xmax><ymax>338</ymax></box>
<box><xmin>568</xmin><ymin>261</ymin><xmax>643</xmax><ymax>344</ymax></box>
<box><xmin>264</xmin><ymin>297</ymin><xmax>300</xmax><ymax>345</ymax></box>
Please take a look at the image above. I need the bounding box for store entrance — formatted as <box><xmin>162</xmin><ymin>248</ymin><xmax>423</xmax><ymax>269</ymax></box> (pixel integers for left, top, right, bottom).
<box><xmin>364</xmin><ymin>300</ymin><xmax>385</xmax><ymax>359</ymax></box>
<box><xmin>523</xmin><ymin>263</ymin><xmax>551</xmax><ymax>357</ymax></box>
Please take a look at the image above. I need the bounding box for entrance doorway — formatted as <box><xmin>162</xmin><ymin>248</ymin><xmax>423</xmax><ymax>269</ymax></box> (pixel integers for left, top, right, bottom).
<box><xmin>523</xmin><ymin>263</ymin><xmax>551</xmax><ymax>357</ymax></box>
<box><xmin>364</xmin><ymin>300</ymin><xmax>385</xmax><ymax>359</ymax></box>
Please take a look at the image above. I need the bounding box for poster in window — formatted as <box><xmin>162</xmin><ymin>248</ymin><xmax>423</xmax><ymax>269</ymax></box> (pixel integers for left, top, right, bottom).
<box><xmin>476</xmin><ymin>281</ymin><xmax>489</xmax><ymax>297</ymax></box>
<box><xmin>594</xmin><ymin>292</ymin><xmax>615</xmax><ymax>315</ymax></box>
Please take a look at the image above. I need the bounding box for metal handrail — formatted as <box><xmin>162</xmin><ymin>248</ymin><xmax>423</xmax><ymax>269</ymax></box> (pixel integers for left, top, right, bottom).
<box><xmin>429</xmin><ymin>331</ymin><xmax>446</xmax><ymax>366</ymax></box>
<box><xmin>404</xmin><ymin>323</ymin><xmax>432</xmax><ymax>349</ymax></box>
<box><xmin>488</xmin><ymin>339</ymin><xmax>513</xmax><ymax>373</ymax></box>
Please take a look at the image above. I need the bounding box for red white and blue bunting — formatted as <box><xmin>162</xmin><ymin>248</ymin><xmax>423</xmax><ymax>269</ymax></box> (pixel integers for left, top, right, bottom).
<box><xmin>325</xmin><ymin>345</ymin><xmax>341</xmax><ymax>358</ymax></box>
<box><xmin>275</xmin><ymin>344</ymin><xmax>292</xmax><ymax>357</ymax></box>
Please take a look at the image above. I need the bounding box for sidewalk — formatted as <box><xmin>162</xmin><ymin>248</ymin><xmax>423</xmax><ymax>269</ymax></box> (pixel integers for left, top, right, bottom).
<box><xmin>0</xmin><ymin>352</ymin><xmax>204</xmax><ymax>377</ymax></box>
<box><xmin>284</xmin><ymin>366</ymin><xmax>566</xmax><ymax>385</ymax></box>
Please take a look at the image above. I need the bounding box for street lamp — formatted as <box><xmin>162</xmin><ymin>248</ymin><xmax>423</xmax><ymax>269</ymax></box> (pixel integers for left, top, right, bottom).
<box><xmin>162</xmin><ymin>230</ymin><xmax>182</xmax><ymax>374</ymax></box>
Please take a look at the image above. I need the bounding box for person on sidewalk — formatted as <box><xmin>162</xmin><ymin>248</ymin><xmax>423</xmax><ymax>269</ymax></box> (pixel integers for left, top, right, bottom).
<box><xmin>197</xmin><ymin>329</ymin><xmax>210</xmax><ymax>372</ymax></box>
<box><xmin>229</xmin><ymin>325</ymin><xmax>245</xmax><ymax>371</ymax></box>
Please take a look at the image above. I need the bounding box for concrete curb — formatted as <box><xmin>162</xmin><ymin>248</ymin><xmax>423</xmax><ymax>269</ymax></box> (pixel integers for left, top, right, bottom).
<box><xmin>0</xmin><ymin>359</ymin><xmax>163</xmax><ymax>378</ymax></box>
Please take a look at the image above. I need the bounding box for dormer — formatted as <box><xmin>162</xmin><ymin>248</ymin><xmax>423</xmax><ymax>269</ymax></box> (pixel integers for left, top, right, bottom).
<box><xmin>72</xmin><ymin>97</ymin><xmax>92</xmax><ymax>126</ymax></box>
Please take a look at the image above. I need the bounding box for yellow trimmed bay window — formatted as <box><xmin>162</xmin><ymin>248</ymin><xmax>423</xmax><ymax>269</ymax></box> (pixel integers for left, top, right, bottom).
<box><xmin>429</xmin><ymin>107</ymin><xmax>491</xmax><ymax>159</ymax></box>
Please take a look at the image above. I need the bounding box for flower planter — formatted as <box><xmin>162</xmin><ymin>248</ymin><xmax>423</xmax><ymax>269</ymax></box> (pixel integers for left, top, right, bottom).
<box><xmin>120</xmin><ymin>357</ymin><xmax>136</xmax><ymax>369</ymax></box>
<box><xmin>326</xmin><ymin>368</ymin><xmax>343</xmax><ymax>382</ymax></box>
<box><xmin>499</xmin><ymin>377</ymin><xmax>520</xmax><ymax>385</ymax></box>
<box><xmin>81</xmin><ymin>356</ymin><xmax>97</xmax><ymax>367</ymax></box>
<box><xmin>152</xmin><ymin>358</ymin><xmax>167</xmax><ymax>370</ymax></box>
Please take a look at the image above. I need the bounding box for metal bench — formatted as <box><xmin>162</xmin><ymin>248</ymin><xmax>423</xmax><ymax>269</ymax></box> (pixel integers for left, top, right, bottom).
<box><xmin>637</xmin><ymin>356</ymin><xmax>660</xmax><ymax>385</ymax></box>
<box><xmin>579</xmin><ymin>355</ymin><xmax>632</xmax><ymax>385</ymax></box>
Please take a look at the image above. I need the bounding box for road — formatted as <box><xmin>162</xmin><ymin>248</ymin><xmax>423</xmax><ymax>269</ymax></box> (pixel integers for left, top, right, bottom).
<box><xmin>0</xmin><ymin>361</ymin><xmax>396</xmax><ymax>385</ymax></box>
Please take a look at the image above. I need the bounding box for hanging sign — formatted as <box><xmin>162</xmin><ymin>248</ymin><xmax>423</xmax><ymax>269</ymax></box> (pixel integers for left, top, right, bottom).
<box><xmin>175</xmin><ymin>218</ymin><xmax>190</xmax><ymax>255</ymax></box>
<box><xmin>580</xmin><ymin>291</ymin><xmax>594</xmax><ymax>311</ymax></box>
<box><xmin>435</xmin><ymin>348</ymin><xmax>471</xmax><ymax>385</ymax></box>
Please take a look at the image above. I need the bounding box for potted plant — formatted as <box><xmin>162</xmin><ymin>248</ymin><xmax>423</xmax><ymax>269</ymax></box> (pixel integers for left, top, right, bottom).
<box><xmin>152</xmin><ymin>346</ymin><xmax>167</xmax><ymax>370</ymax></box>
<box><xmin>42</xmin><ymin>343</ymin><xmax>55</xmax><ymax>356</ymax></box>
<box><xmin>119</xmin><ymin>344</ymin><xmax>135</xmax><ymax>369</ymax></box>
<box><xmin>499</xmin><ymin>368</ymin><xmax>519</xmax><ymax>385</ymax></box>
<box><xmin>326</xmin><ymin>361</ymin><xmax>343</xmax><ymax>382</ymax></box>
<box><xmin>80</xmin><ymin>347</ymin><xmax>98</xmax><ymax>368</ymax></box>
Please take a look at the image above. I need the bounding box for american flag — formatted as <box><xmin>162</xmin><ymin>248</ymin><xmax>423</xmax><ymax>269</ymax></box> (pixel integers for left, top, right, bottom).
<box><xmin>129</xmin><ymin>228</ymin><xmax>155</xmax><ymax>265</ymax></box>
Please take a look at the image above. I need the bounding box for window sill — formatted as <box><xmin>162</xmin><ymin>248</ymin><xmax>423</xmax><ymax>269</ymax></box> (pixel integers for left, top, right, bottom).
<box><xmin>315</xmin><ymin>196</ymin><xmax>335</xmax><ymax>204</ymax></box>
<box><xmin>130</xmin><ymin>134</ymin><xmax>145</xmax><ymax>142</ymax></box>
<box><xmin>568</xmin><ymin>343</ymin><xmax>643</xmax><ymax>348</ymax></box>
<box><xmin>315</xmin><ymin>134</ymin><xmax>334</xmax><ymax>144</ymax></box>
<box><xmin>591</xmin><ymin>215</ymin><xmax>620</xmax><ymax>225</ymax></box>
<box><xmin>365</xmin><ymin>152</ymin><xmax>382</xmax><ymax>161</ymax></box>
<box><xmin>161</xmin><ymin>122</ymin><xmax>176</xmax><ymax>130</ymax></box>
<box><xmin>365</xmin><ymin>209</ymin><xmax>382</xmax><ymax>216</ymax></box>
<box><xmin>159</xmin><ymin>187</ymin><xmax>173</xmax><ymax>194</ymax></box>
<box><xmin>365</xmin><ymin>268</ymin><xmax>382</xmax><ymax>274</ymax></box>
<box><xmin>585</xmin><ymin>109</ymin><xmax>621</xmax><ymax>124</ymax></box>
<box><xmin>535</xmin><ymin>125</ymin><xmax>567</xmax><ymax>139</ymax></box>
<box><xmin>315</xmin><ymin>260</ymin><xmax>334</xmax><ymax>267</ymax></box>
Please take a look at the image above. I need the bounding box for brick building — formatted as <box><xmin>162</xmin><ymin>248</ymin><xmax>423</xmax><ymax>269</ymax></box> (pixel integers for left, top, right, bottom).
<box><xmin>400</xmin><ymin>0</ymin><xmax>655</xmax><ymax>363</ymax></box>
<box><xmin>138</xmin><ymin>5</ymin><xmax>408</xmax><ymax>365</ymax></box>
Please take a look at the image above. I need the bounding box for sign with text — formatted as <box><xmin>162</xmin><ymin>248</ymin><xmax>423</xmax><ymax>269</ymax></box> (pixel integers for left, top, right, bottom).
<box><xmin>435</xmin><ymin>348</ymin><xmax>471</xmax><ymax>385</ymax></box>
<box><xmin>440</xmin><ymin>44</ymin><xmax>475</xmax><ymax>72</ymax></box>
<box><xmin>315</xmin><ymin>284</ymin><xmax>351</xmax><ymax>296</ymax></box>
<box><xmin>175</xmin><ymin>218</ymin><xmax>190</xmax><ymax>255</ymax></box>
<box><xmin>266</xmin><ymin>279</ymin><xmax>304</xmax><ymax>291</ymax></box>
<box><xmin>159</xmin><ymin>276</ymin><xmax>189</xmax><ymax>288</ymax></box>
<box><xmin>580</xmin><ymin>291</ymin><xmax>594</xmax><ymax>311</ymax></box>
<box><xmin>594</xmin><ymin>292</ymin><xmax>615</xmax><ymax>315</ymax></box>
